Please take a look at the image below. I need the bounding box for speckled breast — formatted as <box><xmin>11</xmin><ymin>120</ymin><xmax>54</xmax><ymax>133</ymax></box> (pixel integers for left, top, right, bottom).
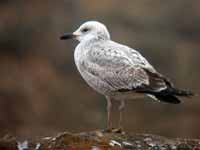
<box><xmin>74</xmin><ymin>43</ymin><xmax>113</xmax><ymax>96</ymax></box>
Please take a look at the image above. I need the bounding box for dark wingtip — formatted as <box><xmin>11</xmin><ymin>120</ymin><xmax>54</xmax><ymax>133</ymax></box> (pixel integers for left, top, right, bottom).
<box><xmin>174</xmin><ymin>89</ymin><xmax>195</xmax><ymax>97</ymax></box>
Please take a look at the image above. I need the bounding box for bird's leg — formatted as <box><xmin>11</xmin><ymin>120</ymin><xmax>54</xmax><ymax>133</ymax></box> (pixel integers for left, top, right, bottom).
<box><xmin>118</xmin><ymin>100</ymin><xmax>125</xmax><ymax>131</ymax></box>
<box><xmin>110</xmin><ymin>100</ymin><xmax>125</xmax><ymax>133</ymax></box>
<box><xmin>106</xmin><ymin>96</ymin><xmax>113</xmax><ymax>130</ymax></box>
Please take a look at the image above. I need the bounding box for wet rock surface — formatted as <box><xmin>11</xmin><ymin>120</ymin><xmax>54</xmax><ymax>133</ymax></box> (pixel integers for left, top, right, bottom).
<box><xmin>1</xmin><ymin>130</ymin><xmax>200</xmax><ymax>150</ymax></box>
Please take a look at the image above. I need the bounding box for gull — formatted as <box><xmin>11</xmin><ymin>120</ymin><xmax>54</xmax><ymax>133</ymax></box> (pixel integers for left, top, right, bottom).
<box><xmin>60</xmin><ymin>21</ymin><xmax>193</xmax><ymax>130</ymax></box>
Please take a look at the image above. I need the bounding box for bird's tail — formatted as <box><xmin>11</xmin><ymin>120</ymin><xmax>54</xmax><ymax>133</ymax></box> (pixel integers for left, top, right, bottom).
<box><xmin>149</xmin><ymin>88</ymin><xmax>195</xmax><ymax>104</ymax></box>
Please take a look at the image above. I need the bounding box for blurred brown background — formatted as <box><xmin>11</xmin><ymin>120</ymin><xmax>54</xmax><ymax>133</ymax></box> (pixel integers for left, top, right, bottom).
<box><xmin>0</xmin><ymin>0</ymin><xmax>199</xmax><ymax>139</ymax></box>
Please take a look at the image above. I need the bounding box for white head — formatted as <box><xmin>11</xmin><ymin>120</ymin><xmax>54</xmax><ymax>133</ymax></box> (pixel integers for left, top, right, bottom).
<box><xmin>60</xmin><ymin>21</ymin><xmax>110</xmax><ymax>42</ymax></box>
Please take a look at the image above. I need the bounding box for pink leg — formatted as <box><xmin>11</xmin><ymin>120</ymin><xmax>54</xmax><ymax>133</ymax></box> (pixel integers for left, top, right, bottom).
<box><xmin>118</xmin><ymin>100</ymin><xmax>125</xmax><ymax>129</ymax></box>
<box><xmin>106</xmin><ymin>96</ymin><xmax>113</xmax><ymax>129</ymax></box>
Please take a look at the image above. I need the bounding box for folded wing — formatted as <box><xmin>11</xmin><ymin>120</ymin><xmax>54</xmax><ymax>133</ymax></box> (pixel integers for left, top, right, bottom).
<box><xmin>84</xmin><ymin>41</ymin><xmax>193</xmax><ymax>104</ymax></box>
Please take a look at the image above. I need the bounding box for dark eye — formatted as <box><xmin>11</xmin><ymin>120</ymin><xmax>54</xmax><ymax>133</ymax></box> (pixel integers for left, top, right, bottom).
<box><xmin>81</xmin><ymin>28</ymin><xmax>89</xmax><ymax>33</ymax></box>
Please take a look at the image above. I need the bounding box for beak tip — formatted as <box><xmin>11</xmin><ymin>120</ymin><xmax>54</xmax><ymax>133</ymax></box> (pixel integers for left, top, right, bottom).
<box><xmin>60</xmin><ymin>36</ymin><xmax>66</xmax><ymax>40</ymax></box>
<box><xmin>60</xmin><ymin>33</ymin><xmax>75</xmax><ymax>40</ymax></box>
